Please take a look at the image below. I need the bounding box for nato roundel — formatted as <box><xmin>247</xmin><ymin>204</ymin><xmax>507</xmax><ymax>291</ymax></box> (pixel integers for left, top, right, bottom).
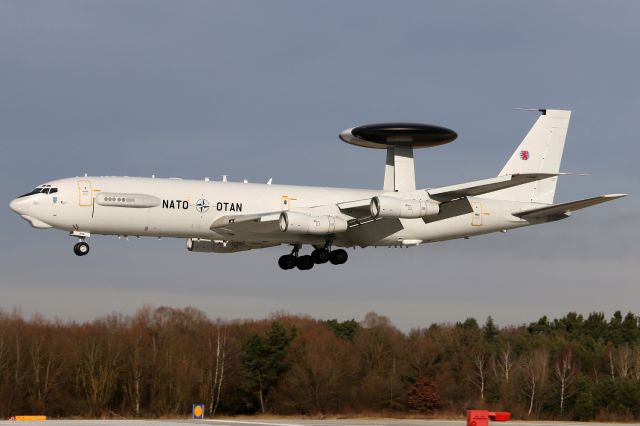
<box><xmin>195</xmin><ymin>198</ymin><xmax>210</xmax><ymax>213</ymax></box>
<box><xmin>340</xmin><ymin>122</ymin><xmax>457</xmax><ymax>149</ymax></box>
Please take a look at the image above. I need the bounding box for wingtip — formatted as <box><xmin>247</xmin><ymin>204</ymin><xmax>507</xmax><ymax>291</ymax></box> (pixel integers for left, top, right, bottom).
<box><xmin>604</xmin><ymin>193</ymin><xmax>629</xmax><ymax>198</ymax></box>
<box><xmin>557</xmin><ymin>172</ymin><xmax>590</xmax><ymax>176</ymax></box>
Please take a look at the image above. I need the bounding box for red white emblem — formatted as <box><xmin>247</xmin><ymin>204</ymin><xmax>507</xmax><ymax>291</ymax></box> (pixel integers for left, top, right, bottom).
<box><xmin>519</xmin><ymin>150</ymin><xmax>530</xmax><ymax>160</ymax></box>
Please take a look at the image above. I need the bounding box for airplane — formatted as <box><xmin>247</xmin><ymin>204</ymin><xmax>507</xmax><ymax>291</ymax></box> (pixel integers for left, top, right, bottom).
<box><xmin>9</xmin><ymin>109</ymin><xmax>627</xmax><ymax>270</ymax></box>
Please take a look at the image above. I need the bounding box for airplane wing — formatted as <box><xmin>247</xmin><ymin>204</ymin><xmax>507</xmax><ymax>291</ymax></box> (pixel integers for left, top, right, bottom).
<box><xmin>513</xmin><ymin>194</ymin><xmax>628</xmax><ymax>220</ymax></box>
<box><xmin>212</xmin><ymin>199</ymin><xmax>382</xmax><ymax>237</ymax></box>
<box><xmin>210</xmin><ymin>212</ymin><xmax>282</xmax><ymax>236</ymax></box>
<box><xmin>428</xmin><ymin>173</ymin><xmax>568</xmax><ymax>202</ymax></box>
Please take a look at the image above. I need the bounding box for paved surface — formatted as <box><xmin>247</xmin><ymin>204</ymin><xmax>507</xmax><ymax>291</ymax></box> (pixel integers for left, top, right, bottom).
<box><xmin>1</xmin><ymin>418</ymin><xmax>639</xmax><ymax>426</ymax></box>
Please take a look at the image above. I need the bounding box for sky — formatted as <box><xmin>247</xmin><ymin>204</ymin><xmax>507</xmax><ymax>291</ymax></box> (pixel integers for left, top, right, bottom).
<box><xmin>1</xmin><ymin>1</ymin><xmax>638</xmax><ymax>332</ymax></box>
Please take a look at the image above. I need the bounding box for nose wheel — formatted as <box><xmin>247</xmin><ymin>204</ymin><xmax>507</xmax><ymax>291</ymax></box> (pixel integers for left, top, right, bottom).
<box><xmin>73</xmin><ymin>241</ymin><xmax>90</xmax><ymax>256</ymax></box>
<box><xmin>70</xmin><ymin>231</ymin><xmax>91</xmax><ymax>257</ymax></box>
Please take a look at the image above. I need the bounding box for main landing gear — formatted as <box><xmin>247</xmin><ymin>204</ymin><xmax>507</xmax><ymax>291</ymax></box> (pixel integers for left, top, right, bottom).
<box><xmin>278</xmin><ymin>244</ymin><xmax>348</xmax><ymax>270</ymax></box>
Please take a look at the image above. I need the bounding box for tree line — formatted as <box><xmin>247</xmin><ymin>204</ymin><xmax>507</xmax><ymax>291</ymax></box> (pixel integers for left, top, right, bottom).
<box><xmin>1</xmin><ymin>306</ymin><xmax>640</xmax><ymax>421</ymax></box>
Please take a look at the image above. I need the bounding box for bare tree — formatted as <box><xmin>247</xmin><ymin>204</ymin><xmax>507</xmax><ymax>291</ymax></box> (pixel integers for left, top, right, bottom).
<box><xmin>615</xmin><ymin>344</ymin><xmax>631</xmax><ymax>379</ymax></box>
<box><xmin>554</xmin><ymin>349</ymin><xmax>576</xmax><ymax>417</ymax></box>
<box><xmin>522</xmin><ymin>348</ymin><xmax>549</xmax><ymax>417</ymax></box>
<box><xmin>632</xmin><ymin>345</ymin><xmax>640</xmax><ymax>381</ymax></box>
<box><xmin>27</xmin><ymin>334</ymin><xmax>60</xmax><ymax>408</ymax></box>
<box><xmin>77</xmin><ymin>339</ymin><xmax>122</xmax><ymax>416</ymax></box>
<box><xmin>497</xmin><ymin>343</ymin><xmax>513</xmax><ymax>383</ymax></box>
<box><xmin>608</xmin><ymin>348</ymin><xmax>615</xmax><ymax>380</ymax></box>
<box><xmin>0</xmin><ymin>334</ymin><xmax>8</xmax><ymax>384</ymax></box>
<box><xmin>126</xmin><ymin>335</ymin><xmax>144</xmax><ymax>417</ymax></box>
<box><xmin>472</xmin><ymin>351</ymin><xmax>488</xmax><ymax>400</ymax></box>
<box><xmin>209</xmin><ymin>328</ymin><xmax>227</xmax><ymax>417</ymax></box>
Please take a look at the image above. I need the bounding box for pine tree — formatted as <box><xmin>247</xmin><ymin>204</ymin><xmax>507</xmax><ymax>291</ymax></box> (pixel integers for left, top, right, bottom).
<box><xmin>407</xmin><ymin>377</ymin><xmax>441</xmax><ymax>413</ymax></box>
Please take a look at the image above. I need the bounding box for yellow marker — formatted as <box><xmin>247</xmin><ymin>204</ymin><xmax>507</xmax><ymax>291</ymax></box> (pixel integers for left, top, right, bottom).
<box><xmin>192</xmin><ymin>403</ymin><xmax>204</xmax><ymax>419</ymax></box>
<box><xmin>13</xmin><ymin>415</ymin><xmax>47</xmax><ymax>420</ymax></box>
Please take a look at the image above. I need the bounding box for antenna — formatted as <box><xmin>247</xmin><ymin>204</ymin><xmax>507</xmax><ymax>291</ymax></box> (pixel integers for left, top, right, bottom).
<box><xmin>222</xmin><ymin>175</ymin><xmax>228</xmax><ymax>182</ymax></box>
<box><xmin>267</xmin><ymin>178</ymin><xmax>273</xmax><ymax>185</ymax></box>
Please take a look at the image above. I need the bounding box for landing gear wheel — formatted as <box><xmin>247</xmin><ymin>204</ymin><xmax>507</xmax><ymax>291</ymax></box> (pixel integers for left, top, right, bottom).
<box><xmin>329</xmin><ymin>248</ymin><xmax>348</xmax><ymax>265</ymax></box>
<box><xmin>296</xmin><ymin>255</ymin><xmax>314</xmax><ymax>270</ymax></box>
<box><xmin>311</xmin><ymin>248</ymin><xmax>330</xmax><ymax>264</ymax></box>
<box><xmin>278</xmin><ymin>254</ymin><xmax>297</xmax><ymax>270</ymax></box>
<box><xmin>74</xmin><ymin>242</ymin><xmax>90</xmax><ymax>256</ymax></box>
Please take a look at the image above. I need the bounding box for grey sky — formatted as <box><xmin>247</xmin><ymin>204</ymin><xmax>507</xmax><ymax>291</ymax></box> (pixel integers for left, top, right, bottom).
<box><xmin>1</xmin><ymin>1</ymin><xmax>638</xmax><ymax>331</ymax></box>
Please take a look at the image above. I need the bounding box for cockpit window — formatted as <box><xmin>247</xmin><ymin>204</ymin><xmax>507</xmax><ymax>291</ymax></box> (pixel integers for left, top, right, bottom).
<box><xmin>18</xmin><ymin>186</ymin><xmax>58</xmax><ymax>198</ymax></box>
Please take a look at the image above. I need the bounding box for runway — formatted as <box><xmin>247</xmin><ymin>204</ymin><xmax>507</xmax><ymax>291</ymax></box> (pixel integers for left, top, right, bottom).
<box><xmin>1</xmin><ymin>417</ymin><xmax>639</xmax><ymax>426</ymax></box>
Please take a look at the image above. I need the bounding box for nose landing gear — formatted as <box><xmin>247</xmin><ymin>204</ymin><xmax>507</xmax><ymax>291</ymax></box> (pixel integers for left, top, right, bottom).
<box><xmin>70</xmin><ymin>231</ymin><xmax>91</xmax><ymax>257</ymax></box>
<box><xmin>73</xmin><ymin>241</ymin><xmax>90</xmax><ymax>256</ymax></box>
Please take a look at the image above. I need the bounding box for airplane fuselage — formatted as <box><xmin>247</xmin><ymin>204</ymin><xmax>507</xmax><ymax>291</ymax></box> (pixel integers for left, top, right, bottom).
<box><xmin>10</xmin><ymin>176</ymin><xmax>535</xmax><ymax>249</ymax></box>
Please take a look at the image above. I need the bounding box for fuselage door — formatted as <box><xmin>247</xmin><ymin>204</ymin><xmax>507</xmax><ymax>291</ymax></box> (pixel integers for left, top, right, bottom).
<box><xmin>471</xmin><ymin>201</ymin><xmax>482</xmax><ymax>226</ymax></box>
<box><xmin>281</xmin><ymin>196</ymin><xmax>291</xmax><ymax>211</ymax></box>
<box><xmin>78</xmin><ymin>180</ymin><xmax>93</xmax><ymax>206</ymax></box>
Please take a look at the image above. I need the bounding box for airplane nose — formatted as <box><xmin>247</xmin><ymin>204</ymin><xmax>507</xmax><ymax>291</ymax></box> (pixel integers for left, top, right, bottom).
<box><xmin>9</xmin><ymin>198</ymin><xmax>30</xmax><ymax>215</ymax></box>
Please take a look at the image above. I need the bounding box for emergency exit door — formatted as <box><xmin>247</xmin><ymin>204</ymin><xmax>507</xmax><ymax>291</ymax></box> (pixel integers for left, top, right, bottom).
<box><xmin>281</xmin><ymin>196</ymin><xmax>296</xmax><ymax>211</ymax></box>
<box><xmin>471</xmin><ymin>202</ymin><xmax>482</xmax><ymax>226</ymax></box>
<box><xmin>78</xmin><ymin>180</ymin><xmax>93</xmax><ymax>206</ymax></box>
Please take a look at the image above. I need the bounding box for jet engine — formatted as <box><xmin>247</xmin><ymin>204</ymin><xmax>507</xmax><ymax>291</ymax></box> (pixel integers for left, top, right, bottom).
<box><xmin>279</xmin><ymin>211</ymin><xmax>348</xmax><ymax>234</ymax></box>
<box><xmin>186</xmin><ymin>238</ymin><xmax>252</xmax><ymax>253</ymax></box>
<box><xmin>370</xmin><ymin>196</ymin><xmax>440</xmax><ymax>219</ymax></box>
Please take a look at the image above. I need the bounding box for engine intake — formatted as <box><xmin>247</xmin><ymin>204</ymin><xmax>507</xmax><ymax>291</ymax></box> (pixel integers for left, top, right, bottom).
<box><xmin>279</xmin><ymin>211</ymin><xmax>348</xmax><ymax>234</ymax></box>
<box><xmin>370</xmin><ymin>196</ymin><xmax>440</xmax><ymax>219</ymax></box>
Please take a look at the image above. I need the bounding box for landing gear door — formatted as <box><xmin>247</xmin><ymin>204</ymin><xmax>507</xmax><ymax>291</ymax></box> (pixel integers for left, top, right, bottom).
<box><xmin>471</xmin><ymin>202</ymin><xmax>482</xmax><ymax>226</ymax></box>
<box><xmin>78</xmin><ymin>180</ymin><xmax>93</xmax><ymax>206</ymax></box>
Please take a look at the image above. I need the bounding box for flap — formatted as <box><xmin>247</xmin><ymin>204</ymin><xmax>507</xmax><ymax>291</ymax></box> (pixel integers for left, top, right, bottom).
<box><xmin>513</xmin><ymin>194</ymin><xmax>628</xmax><ymax>220</ymax></box>
<box><xmin>210</xmin><ymin>212</ymin><xmax>281</xmax><ymax>236</ymax></box>
<box><xmin>428</xmin><ymin>173</ymin><xmax>563</xmax><ymax>201</ymax></box>
<box><xmin>337</xmin><ymin>199</ymin><xmax>371</xmax><ymax>216</ymax></box>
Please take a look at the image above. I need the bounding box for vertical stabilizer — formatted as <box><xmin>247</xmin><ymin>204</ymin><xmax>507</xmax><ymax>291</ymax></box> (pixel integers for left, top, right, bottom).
<box><xmin>489</xmin><ymin>109</ymin><xmax>571</xmax><ymax>204</ymax></box>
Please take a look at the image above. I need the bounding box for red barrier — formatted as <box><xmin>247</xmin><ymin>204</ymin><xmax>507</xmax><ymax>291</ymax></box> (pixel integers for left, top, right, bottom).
<box><xmin>467</xmin><ymin>410</ymin><xmax>511</xmax><ymax>426</ymax></box>
<box><xmin>489</xmin><ymin>412</ymin><xmax>511</xmax><ymax>422</ymax></box>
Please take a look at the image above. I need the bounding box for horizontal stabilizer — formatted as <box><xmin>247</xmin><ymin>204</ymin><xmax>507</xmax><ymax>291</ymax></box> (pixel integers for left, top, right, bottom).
<box><xmin>513</xmin><ymin>194</ymin><xmax>628</xmax><ymax>220</ymax></box>
<box><xmin>428</xmin><ymin>173</ymin><xmax>564</xmax><ymax>202</ymax></box>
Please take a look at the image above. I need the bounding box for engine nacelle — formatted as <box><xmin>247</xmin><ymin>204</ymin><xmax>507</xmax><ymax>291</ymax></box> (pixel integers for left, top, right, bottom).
<box><xmin>279</xmin><ymin>211</ymin><xmax>348</xmax><ymax>234</ymax></box>
<box><xmin>370</xmin><ymin>196</ymin><xmax>440</xmax><ymax>219</ymax></box>
<box><xmin>186</xmin><ymin>238</ymin><xmax>252</xmax><ymax>253</ymax></box>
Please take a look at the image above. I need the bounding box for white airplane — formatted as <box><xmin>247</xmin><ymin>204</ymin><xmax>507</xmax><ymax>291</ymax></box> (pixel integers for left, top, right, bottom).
<box><xmin>9</xmin><ymin>109</ymin><xmax>626</xmax><ymax>270</ymax></box>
